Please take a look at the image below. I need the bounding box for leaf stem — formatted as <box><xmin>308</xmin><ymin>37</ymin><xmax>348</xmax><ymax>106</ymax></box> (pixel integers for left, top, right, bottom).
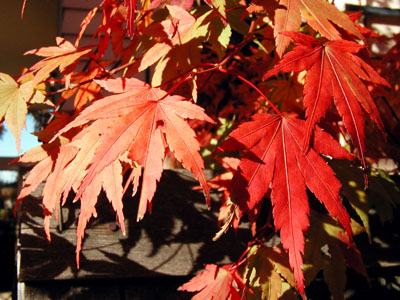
<box><xmin>158</xmin><ymin>73</ymin><xmax>193</xmax><ymax>100</ymax></box>
<box><xmin>230</xmin><ymin>245</ymin><xmax>254</xmax><ymax>271</ymax></box>
<box><xmin>109</xmin><ymin>57</ymin><xmax>138</xmax><ymax>76</ymax></box>
<box><xmin>218</xmin><ymin>68</ymin><xmax>282</xmax><ymax>116</ymax></box>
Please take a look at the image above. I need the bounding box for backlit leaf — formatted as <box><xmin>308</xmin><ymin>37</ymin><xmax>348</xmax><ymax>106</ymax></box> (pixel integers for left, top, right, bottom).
<box><xmin>221</xmin><ymin>113</ymin><xmax>353</xmax><ymax>293</ymax></box>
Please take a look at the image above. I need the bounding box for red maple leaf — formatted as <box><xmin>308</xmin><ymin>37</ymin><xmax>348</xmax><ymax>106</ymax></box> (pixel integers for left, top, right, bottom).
<box><xmin>178</xmin><ymin>264</ymin><xmax>243</xmax><ymax>300</ymax></box>
<box><xmin>23</xmin><ymin>37</ymin><xmax>93</xmax><ymax>86</ymax></box>
<box><xmin>274</xmin><ymin>0</ymin><xmax>362</xmax><ymax>57</ymax></box>
<box><xmin>220</xmin><ymin>113</ymin><xmax>353</xmax><ymax>294</ymax></box>
<box><xmin>264</xmin><ymin>32</ymin><xmax>390</xmax><ymax>174</ymax></box>
<box><xmin>124</xmin><ymin>0</ymin><xmax>137</xmax><ymax>38</ymax></box>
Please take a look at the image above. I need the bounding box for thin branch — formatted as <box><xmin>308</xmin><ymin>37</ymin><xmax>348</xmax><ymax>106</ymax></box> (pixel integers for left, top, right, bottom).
<box><xmin>218</xmin><ymin>68</ymin><xmax>282</xmax><ymax>116</ymax></box>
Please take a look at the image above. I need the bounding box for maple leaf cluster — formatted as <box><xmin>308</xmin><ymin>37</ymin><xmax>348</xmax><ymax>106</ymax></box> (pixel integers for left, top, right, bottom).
<box><xmin>3</xmin><ymin>0</ymin><xmax>399</xmax><ymax>299</ymax></box>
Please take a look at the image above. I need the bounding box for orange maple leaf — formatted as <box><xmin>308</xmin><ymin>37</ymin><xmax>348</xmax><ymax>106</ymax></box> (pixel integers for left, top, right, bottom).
<box><xmin>24</xmin><ymin>37</ymin><xmax>93</xmax><ymax>86</ymax></box>
<box><xmin>40</xmin><ymin>77</ymin><xmax>214</xmax><ymax>262</ymax></box>
<box><xmin>179</xmin><ymin>264</ymin><xmax>242</xmax><ymax>300</ymax></box>
<box><xmin>274</xmin><ymin>0</ymin><xmax>362</xmax><ymax>57</ymax></box>
<box><xmin>18</xmin><ymin>77</ymin><xmax>214</xmax><ymax>266</ymax></box>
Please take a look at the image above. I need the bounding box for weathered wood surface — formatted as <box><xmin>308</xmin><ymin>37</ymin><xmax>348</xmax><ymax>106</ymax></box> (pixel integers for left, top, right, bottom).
<box><xmin>13</xmin><ymin>168</ymin><xmax>400</xmax><ymax>299</ymax></box>
<box><xmin>16</xmin><ymin>169</ymin><xmax>250</xmax><ymax>284</ymax></box>
<box><xmin>19</xmin><ymin>277</ymin><xmax>193</xmax><ymax>300</ymax></box>
<box><xmin>0</xmin><ymin>157</ymin><xmax>19</xmax><ymax>171</ymax></box>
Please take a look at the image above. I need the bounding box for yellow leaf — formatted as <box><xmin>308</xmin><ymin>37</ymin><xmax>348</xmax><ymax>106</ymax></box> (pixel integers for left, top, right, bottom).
<box><xmin>0</xmin><ymin>73</ymin><xmax>28</xmax><ymax>153</ymax></box>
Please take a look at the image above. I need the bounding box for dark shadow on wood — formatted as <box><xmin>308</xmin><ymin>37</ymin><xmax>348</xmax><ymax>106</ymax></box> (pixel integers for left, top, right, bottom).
<box><xmin>16</xmin><ymin>169</ymin><xmax>251</xmax><ymax>299</ymax></box>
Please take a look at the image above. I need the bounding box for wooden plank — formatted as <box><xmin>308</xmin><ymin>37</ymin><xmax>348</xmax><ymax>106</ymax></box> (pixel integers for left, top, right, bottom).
<box><xmin>345</xmin><ymin>4</ymin><xmax>400</xmax><ymax>17</ymax></box>
<box><xmin>62</xmin><ymin>0</ymin><xmax>103</xmax><ymax>9</ymax></box>
<box><xmin>17</xmin><ymin>169</ymin><xmax>250</xmax><ymax>282</ymax></box>
<box><xmin>61</xmin><ymin>9</ymin><xmax>102</xmax><ymax>35</ymax></box>
<box><xmin>0</xmin><ymin>157</ymin><xmax>19</xmax><ymax>171</ymax></box>
<box><xmin>124</xmin><ymin>278</ymin><xmax>192</xmax><ymax>300</ymax></box>
<box><xmin>18</xmin><ymin>227</ymin><xmax>223</xmax><ymax>280</ymax></box>
<box><xmin>19</xmin><ymin>281</ymin><xmax>121</xmax><ymax>300</ymax></box>
<box><xmin>19</xmin><ymin>277</ymin><xmax>192</xmax><ymax>300</ymax></box>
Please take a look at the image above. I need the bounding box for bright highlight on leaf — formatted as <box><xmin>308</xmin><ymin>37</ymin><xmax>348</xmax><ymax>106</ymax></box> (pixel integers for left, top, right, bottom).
<box><xmin>274</xmin><ymin>0</ymin><xmax>363</xmax><ymax>57</ymax></box>
<box><xmin>0</xmin><ymin>73</ymin><xmax>48</xmax><ymax>152</ymax></box>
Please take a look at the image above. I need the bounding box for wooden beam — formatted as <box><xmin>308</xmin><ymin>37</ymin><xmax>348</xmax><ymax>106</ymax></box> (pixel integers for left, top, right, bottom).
<box><xmin>16</xmin><ymin>169</ymin><xmax>251</xmax><ymax>282</ymax></box>
<box><xmin>0</xmin><ymin>157</ymin><xmax>19</xmax><ymax>171</ymax></box>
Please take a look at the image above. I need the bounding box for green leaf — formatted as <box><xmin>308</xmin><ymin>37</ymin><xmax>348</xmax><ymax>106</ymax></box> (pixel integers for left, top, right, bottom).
<box><xmin>0</xmin><ymin>73</ymin><xmax>30</xmax><ymax>152</ymax></box>
<box><xmin>208</xmin><ymin>20</ymin><xmax>232</xmax><ymax>58</ymax></box>
<box><xmin>226</xmin><ymin>0</ymin><xmax>248</xmax><ymax>35</ymax></box>
<box><xmin>244</xmin><ymin>245</ymin><xmax>280</xmax><ymax>300</ymax></box>
<box><xmin>368</xmin><ymin>170</ymin><xmax>400</xmax><ymax>223</ymax></box>
<box><xmin>243</xmin><ymin>245</ymin><xmax>298</xmax><ymax>299</ymax></box>
<box><xmin>330</xmin><ymin>159</ymin><xmax>400</xmax><ymax>237</ymax></box>
<box><xmin>304</xmin><ymin>211</ymin><xmax>367</xmax><ymax>300</ymax></box>
<box><xmin>329</xmin><ymin>159</ymin><xmax>370</xmax><ymax>237</ymax></box>
<box><xmin>322</xmin><ymin>243</ymin><xmax>346</xmax><ymax>300</ymax></box>
<box><xmin>151</xmin><ymin>7</ymin><xmax>211</xmax><ymax>86</ymax></box>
